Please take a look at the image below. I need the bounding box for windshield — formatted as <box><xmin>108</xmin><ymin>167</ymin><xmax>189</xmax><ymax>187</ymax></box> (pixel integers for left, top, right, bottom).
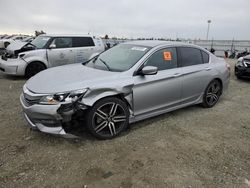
<box><xmin>86</xmin><ymin>44</ymin><xmax>150</xmax><ymax>72</ymax></box>
<box><xmin>31</xmin><ymin>36</ymin><xmax>51</xmax><ymax>49</ymax></box>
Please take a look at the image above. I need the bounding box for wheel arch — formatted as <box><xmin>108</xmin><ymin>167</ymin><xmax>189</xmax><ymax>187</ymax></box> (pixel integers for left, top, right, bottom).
<box><xmin>4</xmin><ymin>41</ymin><xmax>10</xmax><ymax>48</ymax></box>
<box><xmin>81</xmin><ymin>91</ymin><xmax>133</xmax><ymax>114</ymax></box>
<box><xmin>25</xmin><ymin>61</ymin><xmax>47</xmax><ymax>77</ymax></box>
<box><xmin>26</xmin><ymin>61</ymin><xmax>47</xmax><ymax>69</ymax></box>
<box><xmin>213</xmin><ymin>78</ymin><xmax>223</xmax><ymax>93</ymax></box>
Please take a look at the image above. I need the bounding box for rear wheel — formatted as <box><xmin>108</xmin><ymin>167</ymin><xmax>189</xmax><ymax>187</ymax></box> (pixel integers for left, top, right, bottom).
<box><xmin>25</xmin><ymin>62</ymin><xmax>46</xmax><ymax>78</ymax></box>
<box><xmin>202</xmin><ymin>80</ymin><xmax>222</xmax><ymax>108</ymax></box>
<box><xmin>86</xmin><ymin>97</ymin><xmax>129</xmax><ymax>139</ymax></box>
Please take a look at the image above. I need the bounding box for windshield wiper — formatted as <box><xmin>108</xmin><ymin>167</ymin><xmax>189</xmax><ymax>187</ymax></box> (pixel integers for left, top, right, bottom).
<box><xmin>99</xmin><ymin>58</ymin><xmax>111</xmax><ymax>71</ymax></box>
<box><xmin>83</xmin><ymin>55</ymin><xmax>99</xmax><ymax>65</ymax></box>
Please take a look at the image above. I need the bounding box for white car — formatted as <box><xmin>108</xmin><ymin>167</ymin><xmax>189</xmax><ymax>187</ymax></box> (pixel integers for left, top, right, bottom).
<box><xmin>0</xmin><ymin>34</ymin><xmax>105</xmax><ymax>77</ymax></box>
<box><xmin>0</xmin><ymin>35</ymin><xmax>27</xmax><ymax>49</ymax></box>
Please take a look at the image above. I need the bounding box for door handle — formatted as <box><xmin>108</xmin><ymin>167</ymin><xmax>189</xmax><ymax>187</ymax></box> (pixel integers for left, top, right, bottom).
<box><xmin>205</xmin><ymin>67</ymin><xmax>211</xmax><ymax>71</ymax></box>
<box><xmin>173</xmin><ymin>73</ymin><xmax>182</xmax><ymax>77</ymax></box>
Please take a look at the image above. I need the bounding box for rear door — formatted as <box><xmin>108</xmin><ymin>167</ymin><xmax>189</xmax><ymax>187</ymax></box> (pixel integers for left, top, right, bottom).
<box><xmin>72</xmin><ymin>37</ymin><xmax>96</xmax><ymax>63</ymax></box>
<box><xmin>47</xmin><ymin>37</ymin><xmax>75</xmax><ymax>67</ymax></box>
<box><xmin>133</xmin><ymin>47</ymin><xmax>183</xmax><ymax>116</ymax></box>
<box><xmin>177</xmin><ymin>47</ymin><xmax>211</xmax><ymax>103</ymax></box>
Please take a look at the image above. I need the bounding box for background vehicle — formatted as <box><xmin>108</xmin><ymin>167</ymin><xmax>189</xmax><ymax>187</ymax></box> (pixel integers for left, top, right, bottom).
<box><xmin>21</xmin><ymin>36</ymin><xmax>34</xmax><ymax>43</ymax></box>
<box><xmin>235</xmin><ymin>55</ymin><xmax>250</xmax><ymax>79</ymax></box>
<box><xmin>0</xmin><ymin>35</ymin><xmax>27</xmax><ymax>49</ymax></box>
<box><xmin>20</xmin><ymin>41</ymin><xmax>230</xmax><ymax>139</ymax></box>
<box><xmin>0</xmin><ymin>34</ymin><xmax>105</xmax><ymax>77</ymax></box>
<box><xmin>236</xmin><ymin>50</ymin><xmax>250</xmax><ymax>59</ymax></box>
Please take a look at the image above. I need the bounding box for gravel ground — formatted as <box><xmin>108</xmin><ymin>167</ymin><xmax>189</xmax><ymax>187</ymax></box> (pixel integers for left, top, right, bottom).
<box><xmin>0</xmin><ymin>59</ymin><xmax>249</xmax><ymax>188</ymax></box>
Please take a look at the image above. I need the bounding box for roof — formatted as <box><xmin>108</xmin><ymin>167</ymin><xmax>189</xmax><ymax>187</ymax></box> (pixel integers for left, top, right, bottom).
<box><xmin>123</xmin><ymin>40</ymin><xmax>196</xmax><ymax>48</ymax></box>
<box><xmin>41</xmin><ymin>34</ymin><xmax>93</xmax><ymax>37</ymax></box>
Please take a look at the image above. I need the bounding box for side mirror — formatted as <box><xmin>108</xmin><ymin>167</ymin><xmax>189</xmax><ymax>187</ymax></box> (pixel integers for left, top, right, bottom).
<box><xmin>49</xmin><ymin>44</ymin><xmax>56</xmax><ymax>49</ymax></box>
<box><xmin>140</xmin><ymin>66</ymin><xmax>158</xmax><ymax>75</ymax></box>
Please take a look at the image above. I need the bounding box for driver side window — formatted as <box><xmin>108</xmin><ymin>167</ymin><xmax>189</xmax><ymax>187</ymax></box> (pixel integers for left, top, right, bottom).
<box><xmin>145</xmin><ymin>47</ymin><xmax>177</xmax><ymax>71</ymax></box>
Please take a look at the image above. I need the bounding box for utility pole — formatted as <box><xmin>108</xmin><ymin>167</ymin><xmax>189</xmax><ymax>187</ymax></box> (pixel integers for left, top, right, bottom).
<box><xmin>206</xmin><ymin>20</ymin><xmax>211</xmax><ymax>40</ymax></box>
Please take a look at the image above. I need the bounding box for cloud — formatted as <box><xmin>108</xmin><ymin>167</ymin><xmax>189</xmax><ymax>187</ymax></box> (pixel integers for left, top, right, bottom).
<box><xmin>0</xmin><ymin>0</ymin><xmax>249</xmax><ymax>39</ymax></box>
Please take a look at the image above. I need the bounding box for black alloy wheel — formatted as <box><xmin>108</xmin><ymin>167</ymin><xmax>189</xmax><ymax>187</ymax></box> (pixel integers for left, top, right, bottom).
<box><xmin>202</xmin><ymin>80</ymin><xmax>222</xmax><ymax>108</ymax></box>
<box><xmin>86</xmin><ymin>97</ymin><xmax>129</xmax><ymax>139</ymax></box>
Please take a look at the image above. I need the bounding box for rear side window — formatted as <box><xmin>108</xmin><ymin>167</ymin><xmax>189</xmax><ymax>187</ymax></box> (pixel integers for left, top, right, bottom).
<box><xmin>72</xmin><ymin>37</ymin><xmax>95</xmax><ymax>47</ymax></box>
<box><xmin>178</xmin><ymin>47</ymin><xmax>203</xmax><ymax>67</ymax></box>
<box><xmin>145</xmin><ymin>47</ymin><xmax>178</xmax><ymax>71</ymax></box>
<box><xmin>202</xmin><ymin>51</ymin><xmax>209</xmax><ymax>63</ymax></box>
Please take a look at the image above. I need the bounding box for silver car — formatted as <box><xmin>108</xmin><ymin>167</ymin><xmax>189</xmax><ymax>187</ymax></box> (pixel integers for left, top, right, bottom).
<box><xmin>20</xmin><ymin>41</ymin><xmax>230</xmax><ymax>139</ymax></box>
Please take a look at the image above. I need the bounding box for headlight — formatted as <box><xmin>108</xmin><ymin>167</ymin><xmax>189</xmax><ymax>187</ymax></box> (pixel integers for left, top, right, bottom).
<box><xmin>39</xmin><ymin>89</ymin><xmax>88</xmax><ymax>105</ymax></box>
<box><xmin>243</xmin><ymin>60</ymin><xmax>248</xmax><ymax>67</ymax></box>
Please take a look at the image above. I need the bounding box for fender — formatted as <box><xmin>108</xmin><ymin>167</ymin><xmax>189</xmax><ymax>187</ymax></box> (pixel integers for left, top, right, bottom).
<box><xmin>22</xmin><ymin>50</ymin><xmax>49</xmax><ymax>68</ymax></box>
<box><xmin>80</xmin><ymin>83</ymin><xmax>134</xmax><ymax>112</ymax></box>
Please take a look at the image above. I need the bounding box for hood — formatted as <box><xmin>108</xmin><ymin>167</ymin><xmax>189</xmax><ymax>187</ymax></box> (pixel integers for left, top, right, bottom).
<box><xmin>6</xmin><ymin>41</ymin><xmax>35</xmax><ymax>56</ymax></box>
<box><xmin>6</xmin><ymin>41</ymin><xmax>28</xmax><ymax>52</ymax></box>
<box><xmin>26</xmin><ymin>64</ymin><xmax>121</xmax><ymax>94</ymax></box>
<box><xmin>243</xmin><ymin>54</ymin><xmax>250</xmax><ymax>61</ymax></box>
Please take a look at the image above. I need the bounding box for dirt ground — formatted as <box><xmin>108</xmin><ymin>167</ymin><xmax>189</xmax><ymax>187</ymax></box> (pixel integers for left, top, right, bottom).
<box><xmin>0</xmin><ymin>59</ymin><xmax>249</xmax><ymax>188</ymax></box>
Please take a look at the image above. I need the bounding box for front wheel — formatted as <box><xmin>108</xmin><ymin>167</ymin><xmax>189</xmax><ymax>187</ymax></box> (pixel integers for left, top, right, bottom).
<box><xmin>86</xmin><ymin>97</ymin><xmax>129</xmax><ymax>139</ymax></box>
<box><xmin>202</xmin><ymin>80</ymin><xmax>222</xmax><ymax>108</ymax></box>
<box><xmin>25</xmin><ymin>62</ymin><xmax>46</xmax><ymax>78</ymax></box>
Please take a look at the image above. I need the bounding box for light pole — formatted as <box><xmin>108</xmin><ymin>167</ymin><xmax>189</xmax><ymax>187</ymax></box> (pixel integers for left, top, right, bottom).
<box><xmin>206</xmin><ymin>20</ymin><xmax>211</xmax><ymax>40</ymax></box>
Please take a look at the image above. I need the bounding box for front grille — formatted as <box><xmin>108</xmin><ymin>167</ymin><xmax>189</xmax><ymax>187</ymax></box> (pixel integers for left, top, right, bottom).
<box><xmin>23</xmin><ymin>93</ymin><xmax>42</xmax><ymax>106</ymax></box>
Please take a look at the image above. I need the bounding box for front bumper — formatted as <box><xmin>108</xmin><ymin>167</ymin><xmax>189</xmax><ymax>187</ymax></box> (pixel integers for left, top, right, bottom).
<box><xmin>0</xmin><ymin>57</ymin><xmax>27</xmax><ymax>76</ymax></box>
<box><xmin>20</xmin><ymin>94</ymin><xmax>78</xmax><ymax>138</ymax></box>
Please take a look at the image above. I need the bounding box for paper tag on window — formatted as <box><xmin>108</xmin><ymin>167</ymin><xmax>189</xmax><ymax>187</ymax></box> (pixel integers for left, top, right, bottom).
<box><xmin>163</xmin><ymin>51</ymin><xmax>172</xmax><ymax>61</ymax></box>
<box><xmin>131</xmin><ymin>47</ymin><xmax>147</xmax><ymax>51</ymax></box>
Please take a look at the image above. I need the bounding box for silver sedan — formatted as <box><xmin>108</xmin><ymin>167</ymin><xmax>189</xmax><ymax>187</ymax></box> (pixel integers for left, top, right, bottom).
<box><xmin>20</xmin><ymin>41</ymin><xmax>230</xmax><ymax>139</ymax></box>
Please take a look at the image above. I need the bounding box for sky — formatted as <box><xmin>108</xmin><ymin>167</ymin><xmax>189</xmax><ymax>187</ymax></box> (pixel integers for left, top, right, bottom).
<box><xmin>0</xmin><ymin>0</ymin><xmax>250</xmax><ymax>40</ymax></box>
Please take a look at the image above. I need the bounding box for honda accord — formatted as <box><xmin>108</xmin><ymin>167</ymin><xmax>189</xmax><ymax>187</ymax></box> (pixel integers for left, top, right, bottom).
<box><xmin>20</xmin><ymin>41</ymin><xmax>230</xmax><ymax>139</ymax></box>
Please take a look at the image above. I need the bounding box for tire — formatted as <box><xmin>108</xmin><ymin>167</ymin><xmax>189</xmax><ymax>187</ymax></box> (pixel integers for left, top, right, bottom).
<box><xmin>25</xmin><ymin>62</ymin><xmax>46</xmax><ymax>78</ymax></box>
<box><xmin>86</xmin><ymin>97</ymin><xmax>129</xmax><ymax>139</ymax></box>
<box><xmin>202</xmin><ymin>80</ymin><xmax>222</xmax><ymax>108</ymax></box>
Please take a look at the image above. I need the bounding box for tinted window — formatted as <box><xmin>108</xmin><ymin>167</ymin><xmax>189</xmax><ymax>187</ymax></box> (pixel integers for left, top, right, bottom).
<box><xmin>179</xmin><ymin>47</ymin><xmax>203</xmax><ymax>67</ymax></box>
<box><xmin>202</xmin><ymin>51</ymin><xmax>209</xmax><ymax>63</ymax></box>
<box><xmin>145</xmin><ymin>47</ymin><xmax>177</xmax><ymax>71</ymax></box>
<box><xmin>51</xmin><ymin>37</ymin><xmax>72</xmax><ymax>48</ymax></box>
<box><xmin>72</xmin><ymin>37</ymin><xmax>95</xmax><ymax>47</ymax></box>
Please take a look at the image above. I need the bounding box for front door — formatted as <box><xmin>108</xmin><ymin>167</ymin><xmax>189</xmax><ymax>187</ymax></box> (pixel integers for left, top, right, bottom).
<box><xmin>47</xmin><ymin>37</ymin><xmax>75</xmax><ymax>67</ymax></box>
<box><xmin>133</xmin><ymin>47</ymin><xmax>182</xmax><ymax>116</ymax></box>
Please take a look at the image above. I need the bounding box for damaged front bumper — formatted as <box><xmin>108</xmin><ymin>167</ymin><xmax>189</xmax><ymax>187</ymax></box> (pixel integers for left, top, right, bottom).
<box><xmin>20</xmin><ymin>93</ymin><xmax>84</xmax><ymax>138</ymax></box>
<box><xmin>0</xmin><ymin>57</ymin><xmax>27</xmax><ymax>76</ymax></box>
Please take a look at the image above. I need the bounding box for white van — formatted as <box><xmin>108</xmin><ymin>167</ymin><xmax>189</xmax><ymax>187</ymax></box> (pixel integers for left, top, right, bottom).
<box><xmin>0</xmin><ymin>34</ymin><xmax>105</xmax><ymax>77</ymax></box>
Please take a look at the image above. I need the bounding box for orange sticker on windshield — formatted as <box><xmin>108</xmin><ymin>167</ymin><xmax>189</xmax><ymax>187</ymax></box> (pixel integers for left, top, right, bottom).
<box><xmin>163</xmin><ymin>51</ymin><xmax>172</xmax><ymax>61</ymax></box>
